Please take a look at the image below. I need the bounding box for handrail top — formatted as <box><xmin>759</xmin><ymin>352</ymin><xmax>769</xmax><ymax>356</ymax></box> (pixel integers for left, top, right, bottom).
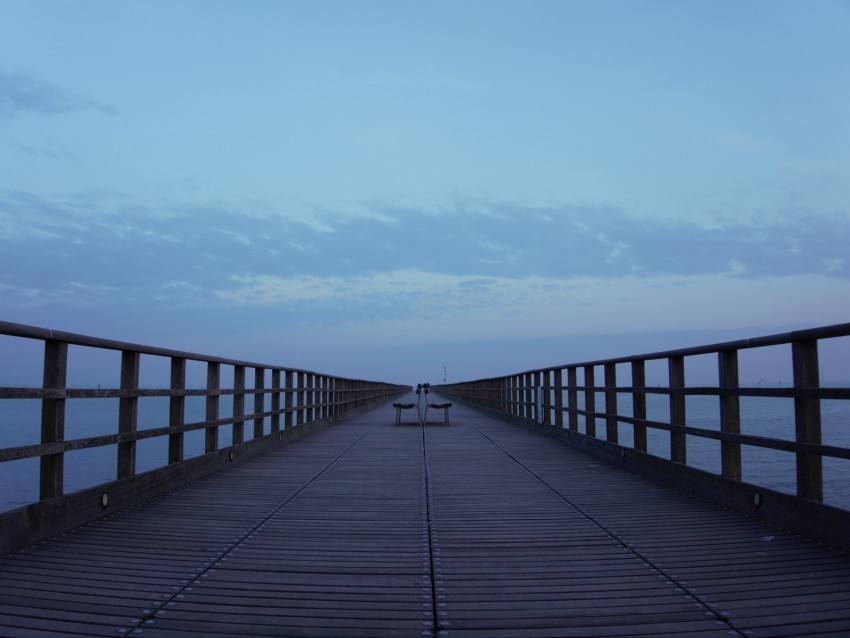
<box><xmin>459</xmin><ymin>322</ymin><xmax>850</xmax><ymax>382</ymax></box>
<box><xmin>0</xmin><ymin>320</ymin><xmax>383</xmax><ymax>384</ymax></box>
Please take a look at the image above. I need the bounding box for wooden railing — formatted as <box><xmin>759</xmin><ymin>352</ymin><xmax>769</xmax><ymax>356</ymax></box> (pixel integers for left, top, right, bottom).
<box><xmin>436</xmin><ymin>323</ymin><xmax>850</xmax><ymax>542</ymax></box>
<box><xmin>0</xmin><ymin>321</ymin><xmax>408</xmax><ymax>553</ymax></box>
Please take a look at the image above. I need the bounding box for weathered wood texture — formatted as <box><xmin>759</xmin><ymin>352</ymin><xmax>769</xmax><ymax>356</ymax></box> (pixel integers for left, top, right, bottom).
<box><xmin>2</xmin><ymin>396</ymin><xmax>850</xmax><ymax>637</ymax></box>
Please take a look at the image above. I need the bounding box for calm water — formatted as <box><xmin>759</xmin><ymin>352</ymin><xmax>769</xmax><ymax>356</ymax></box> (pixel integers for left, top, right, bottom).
<box><xmin>1</xmin><ymin>387</ymin><xmax>849</xmax><ymax>512</ymax></box>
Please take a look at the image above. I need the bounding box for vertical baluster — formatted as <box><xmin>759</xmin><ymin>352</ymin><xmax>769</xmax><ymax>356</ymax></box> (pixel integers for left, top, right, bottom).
<box><xmin>40</xmin><ymin>340</ymin><xmax>67</xmax><ymax>500</ymax></box>
<box><xmin>337</xmin><ymin>379</ymin><xmax>342</xmax><ymax>414</ymax></box>
<box><xmin>718</xmin><ymin>350</ymin><xmax>741</xmax><ymax>480</ymax></box>
<box><xmin>296</xmin><ymin>372</ymin><xmax>304</xmax><ymax>426</ymax></box>
<box><xmin>271</xmin><ymin>370</ymin><xmax>281</xmax><ymax>433</ymax></box>
<box><xmin>306</xmin><ymin>373</ymin><xmax>314</xmax><ymax>422</ymax></box>
<box><xmin>584</xmin><ymin>365</ymin><xmax>596</xmax><ymax>437</ymax></box>
<box><xmin>232</xmin><ymin>365</ymin><xmax>245</xmax><ymax>445</ymax></box>
<box><xmin>631</xmin><ymin>360</ymin><xmax>647</xmax><ymax>453</ymax></box>
<box><xmin>567</xmin><ymin>367</ymin><xmax>578</xmax><ymax>431</ymax></box>
<box><xmin>118</xmin><ymin>350</ymin><xmax>140</xmax><ymax>479</ymax></box>
<box><xmin>554</xmin><ymin>368</ymin><xmax>563</xmax><ymax>428</ymax></box>
<box><xmin>285</xmin><ymin>370</ymin><xmax>294</xmax><ymax>428</ymax></box>
<box><xmin>205</xmin><ymin>362</ymin><xmax>220</xmax><ymax>453</ymax></box>
<box><xmin>529</xmin><ymin>371</ymin><xmax>537</xmax><ymax>421</ymax></box>
<box><xmin>542</xmin><ymin>370</ymin><xmax>552</xmax><ymax>425</ymax></box>
<box><xmin>254</xmin><ymin>367</ymin><xmax>265</xmax><ymax>439</ymax></box>
<box><xmin>793</xmin><ymin>339</ymin><xmax>823</xmax><ymax>501</ymax></box>
<box><xmin>605</xmin><ymin>363</ymin><xmax>618</xmax><ymax>444</ymax></box>
<box><xmin>168</xmin><ymin>357</ymin><xmax>186</xmax><ymax>465</ymax></box>
<box><xmin>669</xmin><ymin>356</ymin><xmax>686</xmax><ymax>464</ymax></box>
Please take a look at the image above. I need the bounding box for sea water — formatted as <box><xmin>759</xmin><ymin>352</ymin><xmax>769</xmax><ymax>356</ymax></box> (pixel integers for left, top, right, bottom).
<box><xmin>1</xmin><ymin>386</ymin><xmax>849</xmax><ymax>513</ymax></box>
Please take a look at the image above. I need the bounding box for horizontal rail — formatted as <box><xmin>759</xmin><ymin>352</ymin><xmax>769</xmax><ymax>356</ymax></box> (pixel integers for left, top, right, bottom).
<box><xmin>473</xmin><ymin>322</ymin><xmax>850</xmax><ymax>380</ymax></box>
<box><xmin>0</xmin><ymin>320</ymin><xmax>333</xmax><ymax>374</ymax></box>
<box><xmin>436</xmin><ymin>322</ymin><xmax>850</xmax><ymax>511</ymax></box>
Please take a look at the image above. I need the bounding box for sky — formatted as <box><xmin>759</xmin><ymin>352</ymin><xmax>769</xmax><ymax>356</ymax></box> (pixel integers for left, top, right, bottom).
<box><xmin>1</xmin><ymin>0</ymin><xmax>849</xmax><ymax>385</ymax></box>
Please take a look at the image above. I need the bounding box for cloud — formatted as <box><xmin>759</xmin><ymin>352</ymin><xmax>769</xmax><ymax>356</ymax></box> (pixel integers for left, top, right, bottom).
<box><xmin>822</xmin><ymin>258</ymin><xmax>845</xmax><ymax>273</ymax></box>
<box><xmin>0</xmin><ymin>68</ymin><xmax>117</xmax><ymax>117</ymax></box>
<box><xmin>220</xmin><ymin>271</ymin><xmax>850</xmax><ymax>355</ymax></box>
<box><xmin>718</xmin><ymin>131</ymin><xmax>765</xmax><ymax>153</ymax></box>
<box><xmin>209</xmin><ymin>268</ymin><xmax>850</xmax><ymax>339</ymax></box>
<box><xmin>12</xmin><ymin>143</ymin><xmax>80</xmax><ymax>163</ymax></box>
<box><xmin>2</xmin><ymin>189</ymin><xmax>848</xmax><ymax>331</ymax></box>
<box><xmin>0</xmin><ymin>282</ymin><xmax>75</xmax><ymax>304</ymax></box>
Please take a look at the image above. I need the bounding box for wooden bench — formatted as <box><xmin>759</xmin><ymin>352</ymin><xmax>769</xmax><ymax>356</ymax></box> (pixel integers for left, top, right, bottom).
<box><xmin>428</xmin><ymin>402</ymin><xmax>452</xmax><ymax>424</ymax></box>
<box><xmin>392</xmin><ymin>402</ymin><xmax>416</xmax><ymax>424</ymax></box>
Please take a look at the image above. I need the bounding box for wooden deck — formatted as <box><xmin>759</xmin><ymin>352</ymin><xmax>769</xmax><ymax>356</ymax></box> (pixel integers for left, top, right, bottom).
<box><xmin>1</xmin><ymin>395</ymin><xmax>849</xmax><ymax>638</ymax></box>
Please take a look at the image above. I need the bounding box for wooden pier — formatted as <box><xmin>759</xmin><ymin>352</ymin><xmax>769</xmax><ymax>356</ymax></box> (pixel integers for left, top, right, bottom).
<box><xmin>2</xmin><ymin>396</ymin><xmax>849</xmax><ymax>638</ymax></box>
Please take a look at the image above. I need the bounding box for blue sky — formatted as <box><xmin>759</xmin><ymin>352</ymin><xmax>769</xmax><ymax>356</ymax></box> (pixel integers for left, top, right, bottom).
<box><xmin>1</xmin><ymin>1</ymin><xmax>849</xmax><ymax>384</ymax></box>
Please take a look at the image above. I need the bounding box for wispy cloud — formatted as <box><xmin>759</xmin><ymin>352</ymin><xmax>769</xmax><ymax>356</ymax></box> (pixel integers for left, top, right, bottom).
<box><xmin>0</xmin><ymin>282</ymin><xmax>75</xmax><ymax>304</ymax></box>
<box><xmin>2</xmin><ymin>190</ymin><xmax>848</xmax><ymax>329</ymax></box>
<box><xmin>718</xmin><ymin>131</ymin><xmax>766</xmax><ymax>153</ymax></box>
<box><xmin>221</xmin><ymin>271</ymin><xmax>850</xmax><ymax>353</ymax></box>
<box><xmin>0</xmin><ymin>67</ymin><xmax>117</xmax><ymax>117</ymax></box>
<box><xmin>12</xmin><ymin>142</ymin><xmax>80</xmax><ymax>163</ymax></box>
<box><xmin>823</xmin><ymin>258</ymin><xmax>845</xmax><ymax>273</ymax></box>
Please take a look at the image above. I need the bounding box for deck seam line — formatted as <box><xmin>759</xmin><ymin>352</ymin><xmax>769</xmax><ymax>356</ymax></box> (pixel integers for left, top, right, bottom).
<box><xmin>117</xmin><ymin>418</ymin><xmax>388</xmax><ymax>637</ymax></box>
<box><xmin>421</xmin><ymin>415</ymin><xmax>445</xmax><ymax>638</ymax></box>
<box><xmin>461</xmin><ymin>416</ymin><xmax>751</xmax><ymax>638</ymax></box>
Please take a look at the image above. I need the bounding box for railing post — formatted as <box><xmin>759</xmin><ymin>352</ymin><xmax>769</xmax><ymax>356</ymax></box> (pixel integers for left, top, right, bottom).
<box><xmin>793</xmin><ymin>339</ymin><xmax>823</xmax><ymax>502</ymax></box>
<box><xmin>232</xmin><ymin>365</ymin><xmax>245</xmax><ymax>445</ymax></box>
<box><xmin>118</xmin><ymin>350</ymin><xmax>140</xmax><ymax>479</ymax></box>
<box><xmin>254</xmin><ymin>367</ymin><xmax>265</xmax><ymax>439</ymax></box>
<box><xmin>554</xmin><ymin>368</ymin><xmax>563</xmax><ymax>428</ymax></box>
<box><xmin>718</xmin><ymin>350</ymin><xmax>742</xmax><ymax>480</ymax></box>
<box><xmin>205</xmin><ymin>362</ymin><xmax>220</xmax><ymax>453</ymax></box>
<box><xmin>542</xmin><ymin>370</ymin><xmax>552</xmax><ymax>425</ymax></box>
<box><xmin>40</xmin><ymin>339</ymin><xmax>68</xmax><ymax>500</ymax></box>
<box><xmin>515</xmin><ymin>375</ymin><xmax>520</xmax><ymax>417</ymax></box>
<box><xmin>296</xmin><ymin>372</ymin><xmax>304</xmax><ymax>426</ymax></box>
<box><xmin>669</xmin><ymin>356</ymin><xmax>686</xmax><ymax>464</ymax></box>
<box><xmin>631</xmin><ymin>360</ymin><xmax>647</xmax><ymax>453</ymax></box>
<box><xmin>271</xmin><ymin>370</ymin><xmax>281</xmax><ymax>432</ymax></box>
<box><xmin>584</xmin><ymin>365</ymin><xmax>596</xmax><ymax>437</ymax></box>
<box><xmin>285</xmin><ymin>370</ymin><xmax>294</xmax><ymax>428</ymax></box>
<box><xmin>529</xmin><ymin>371</ymin><xmax>538</xmax><ymax>421</ymax></box>
<box><xmin>168</xmin><ymin>357</ymin><xmax>186</xmax><ymax>465</ymax></box>
<box><xmin>567</xmin><ymin>367</ymin><xmax>578</xmax><ymax>431</ymax></box>
<box><xmin>604</xmin><ymin>363</ymin><xmax>618</xmax><ymax>444</ymax></box>
<box><xmin>306</xmin><ymin>373</ymin><xmax>314</xmax><ymax>422</ymax></box>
